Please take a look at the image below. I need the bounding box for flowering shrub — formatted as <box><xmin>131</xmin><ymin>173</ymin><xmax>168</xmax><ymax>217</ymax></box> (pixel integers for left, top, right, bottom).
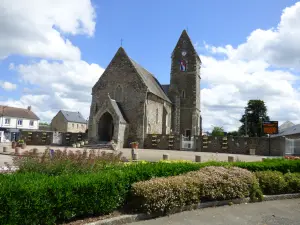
<box><xmin>284</xmin><ymin>172</ymin><xmax>300</xmax><ymax>193</ymax></box>
<box><xmin>130</xmin><ymin>167</ymin><xmax>262</xmax><ymax>214</ymax></box>
<box><xmin>284</xmin><ymin>156</ymin><xmax>300</xmax><ymax>160</ymax></box>
<box><xmin>13</xmin><ymin>149</ymin><xmax>128</xmax><ymax>175</ymax></box>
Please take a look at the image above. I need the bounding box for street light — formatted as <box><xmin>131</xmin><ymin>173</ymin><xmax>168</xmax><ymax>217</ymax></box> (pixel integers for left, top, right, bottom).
<box><xmin>245</xmin><ymin>107</ymin><xmax>253</xmax><ymax>137</ymax></box>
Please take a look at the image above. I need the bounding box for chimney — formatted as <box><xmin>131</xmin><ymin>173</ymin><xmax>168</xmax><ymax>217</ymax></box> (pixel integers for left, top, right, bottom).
<box><xmin>27</xmin><ymin>106</ymin><xmax>31</xmax><ymax>111</ymax></box>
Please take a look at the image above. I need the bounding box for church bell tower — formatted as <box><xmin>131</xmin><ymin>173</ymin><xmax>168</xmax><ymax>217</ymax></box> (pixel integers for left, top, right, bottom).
<box><xmin>168</xmin><ymin>30</ymin><xmax>201</xmax><ymax>137</ymax></box>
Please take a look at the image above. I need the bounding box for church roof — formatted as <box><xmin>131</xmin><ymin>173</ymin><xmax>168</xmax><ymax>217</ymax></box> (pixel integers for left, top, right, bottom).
<box><xmin>161</xmin><ymin>85</ymin><xmax>170</xmax><ymax>94</ymax></box>
<box><xmin>279</xmin><ymin>121</ymin><xmax>295</xmax><ymax>131</ymax></box>
<box><xmin>60</xmin><ymin>110</ymin><xmax>86</xmax><ymax>124</ymax></box>
<box><xmin>129</xmin><ymin>57</ymin><xmax>171</xmax><ymax>103</ymax></box>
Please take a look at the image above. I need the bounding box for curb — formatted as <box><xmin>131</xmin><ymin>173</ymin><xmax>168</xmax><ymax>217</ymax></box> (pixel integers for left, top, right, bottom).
<box><xmin>85</xmin><ymin>193</ymin><xmax>300</xmax><ymax>225</ymax></box>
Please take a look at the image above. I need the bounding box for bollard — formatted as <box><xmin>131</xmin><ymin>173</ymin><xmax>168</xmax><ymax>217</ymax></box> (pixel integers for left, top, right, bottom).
<box><xmin>195</xmin><ymin>155</ymin><xmax>201</xmax><ymax>162</ymax></box>
<box><xmin>132</xmin><ymin>153</ymin><xmax>138</xmax><ymax>161</ymax></box>
<box><xmin>3</xmin><ymin>147</ymin><xmax>7</xmax><ymax>152</ymax></box>
<box><xmin>15</xmin><ymin>147</ymin><xmax>20</xmax><ymax>155</ymax></box>
<box><xmin>228</xmin><ymin>156</ymin><xmax>234</xmax><ymax>162</ymax></box>
<box><xmin>163</xmin><ymin>154</ymin><xmax>169</xmax><ymax>160</ymax></box>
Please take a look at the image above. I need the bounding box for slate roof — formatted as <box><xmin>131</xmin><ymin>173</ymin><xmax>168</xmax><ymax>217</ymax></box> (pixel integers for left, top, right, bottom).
<box><xmin>60</xmin><ymin>110</ymin><xmax>86</xmax><ymax>124</ymax></box>
<box><xmin>129</xmin><ymin>58</ymin><xmax>171</xmax><ymax>103</ymax></box>
<box><xmin>272</xmin><ymin>124</ymin><xmax>300</xmax><ymax>137</ymax></box>
<box><xmin>161</xmin><ymin>85</ymin><xmax>170</xmax><ymax>95</ymax></box>
<box><xmin>0</xmin><ymin>105</ymin><xmax>39</xmax><ymax>120</ymax></box>
<box><xmin>109</xmin><ymin>99</ymin><xmax>127</xmax><ymax>123</ymax></box>
<box><xmin>279</xmin><ymin>121</ymin><xmax>295</xmax><ymax>131</ymax></box>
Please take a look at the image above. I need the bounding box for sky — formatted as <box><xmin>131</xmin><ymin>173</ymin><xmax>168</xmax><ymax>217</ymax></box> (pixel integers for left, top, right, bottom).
<box><xmin>0</xmin><ymin>0</ymin><xmax>300</xmax><ymax>132</ymax></box>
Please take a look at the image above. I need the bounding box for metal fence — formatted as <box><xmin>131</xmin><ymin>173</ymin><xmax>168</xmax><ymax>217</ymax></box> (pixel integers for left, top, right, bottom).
<box><xmin>285</xmin><ymin>138</ymin><xmax>300</xmax><ymax>155</ymax></box>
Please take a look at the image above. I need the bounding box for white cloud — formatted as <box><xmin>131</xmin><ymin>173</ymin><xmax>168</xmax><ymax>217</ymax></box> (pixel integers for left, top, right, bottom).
<box><xmin>206</xmin><ymin>2</ymin><xmax>300</xmax><ymax>69</ymax></box>
<box><xmin>0</xmin><ymin>81</ymin><xmax>17</xmax><ymax>91</ymax></box>
<box><xmin>0</xmin><ymin>0</ymin><xmax>96</xmax><ymax>60</ymax></box>
<box><xmin>3</xmin><ymin>60</ymin><xmax>104</xmax><ymax>121</ymax></box>
<box><xmin>199</xmin><ymin>2</ymin><xmax>300</xmax><ymax>132</ymax></box>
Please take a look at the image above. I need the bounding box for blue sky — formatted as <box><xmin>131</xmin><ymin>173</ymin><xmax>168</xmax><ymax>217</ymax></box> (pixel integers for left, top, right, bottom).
<box><xmin>1</xmin><ymin>0</ymin><xmax>300</xmax><ymax>131</ymax></box>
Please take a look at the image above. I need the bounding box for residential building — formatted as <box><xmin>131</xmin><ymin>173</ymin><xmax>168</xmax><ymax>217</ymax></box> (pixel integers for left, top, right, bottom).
<box><xmin>0</xmin><ymin>105</ymin><xmax>40</xmax><ymax>141</ymax></box>
<box><xmin>51</xmin><ymin>110</ymin><xmax>87</xmax><ymax>133</ymax></box>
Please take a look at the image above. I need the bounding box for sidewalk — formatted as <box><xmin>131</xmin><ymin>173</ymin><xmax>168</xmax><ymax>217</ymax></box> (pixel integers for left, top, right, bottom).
<box><xmin>132</xmin><ymin>198</ymin><xmax>300</xmax><ymax>225</ymax></box>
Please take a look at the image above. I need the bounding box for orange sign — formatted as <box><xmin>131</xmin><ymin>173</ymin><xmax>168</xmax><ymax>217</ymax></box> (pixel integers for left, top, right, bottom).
<box><xmin>263</xmin><ymin>121</ymin><xmax>278</xmax><ymax>135</ymax></box>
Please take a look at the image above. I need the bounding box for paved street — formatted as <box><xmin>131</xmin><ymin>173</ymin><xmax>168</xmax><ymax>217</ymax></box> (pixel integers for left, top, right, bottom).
<box><xmin>131</xmin><ymin>199</ymin><xmax>300</xmax><ymax>225</ymax></box>
<box><xmin>0</xmin><ymin>144</ymin><xmax>268</xmax><ymax>166</ymax></box>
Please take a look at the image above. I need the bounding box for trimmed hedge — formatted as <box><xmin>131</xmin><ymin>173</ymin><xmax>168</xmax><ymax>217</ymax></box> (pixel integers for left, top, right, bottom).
<box><xmin>1</xmin><ymin>159</ymin><xmax>300</xmax><ymax>224</ymax></box>
<box><xmin>255</xmin><ymin>171</ymin><xmax>300</xmax><ymax>195</ymax></box>
<box><xmin>130</xmin><ymin>167</ymin><xmax>262</xmax><ymax>214</ymax></box>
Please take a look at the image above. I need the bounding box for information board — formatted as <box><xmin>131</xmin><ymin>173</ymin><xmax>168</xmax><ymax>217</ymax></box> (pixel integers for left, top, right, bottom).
<box><xmin>263</xmin><ymin>121</ymin><xmax>279</xmax><ymax>135</ymax></box>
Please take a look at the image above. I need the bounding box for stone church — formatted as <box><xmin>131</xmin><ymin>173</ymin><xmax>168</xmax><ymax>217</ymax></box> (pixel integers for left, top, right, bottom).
<box><xmin>88</xmin><ymin>30</ymin><xmax>202</xmax><ymax>148</ymax></box>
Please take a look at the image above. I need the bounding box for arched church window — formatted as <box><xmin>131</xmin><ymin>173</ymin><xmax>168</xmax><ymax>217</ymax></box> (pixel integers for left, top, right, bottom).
<box><xmin>147</xmin><ymin>123</ymin><xmax>151</xmax><ymax>133</ymax></box>
<box><xmin>156</xmin><ymin>108</ymin><xmax>158</xmax><ymax>124</ymax></box>
<box><xmin>181</xmin><ymin>90</ymin><xmax>186</xmax><ymax>98</ymax></box>
<box><xmin>115</xmin><ymin>85</ymin><xmax>122</xmax><ymax>102</ymax></box>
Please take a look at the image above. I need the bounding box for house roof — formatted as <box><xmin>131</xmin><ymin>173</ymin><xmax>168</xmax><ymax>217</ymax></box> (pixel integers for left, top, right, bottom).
<box><xmin>129</xmin><ymin>57</ymin><xmax>172</xmax><ymax>103</ymax></box>
<box><xmin>279</xmin><ymin>121</ymin><xmax>295</xmax><ymax>131</ymax></box>
<box><xmin>272</xmin><ymin>124</ymin><xmax>300</xmax><ymax>137</ymax></box>
<box><xmin>0</xmin><ymin>105</ymin><xmax>39</xmax><ymax>120</ymax></box>
<box><xmin>60</xmin><ymin>110</ymin><xmax>86</xmax><ymax>124</ymax></box>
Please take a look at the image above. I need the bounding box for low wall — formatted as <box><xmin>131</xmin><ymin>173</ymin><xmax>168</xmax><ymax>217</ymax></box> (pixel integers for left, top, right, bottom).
<box><xmin>20</xmin><ymin>131</ymin><xmax>88</xmax><ymax>146</ymax></box>
<box><xmin>144</xmin><ymin>134</ymin><xmax>285</xmax><ymax>156</ymax></box>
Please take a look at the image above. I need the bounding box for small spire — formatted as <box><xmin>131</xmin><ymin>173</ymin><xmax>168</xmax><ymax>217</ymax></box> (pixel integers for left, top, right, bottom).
<box><xmin>120</xmin><ymin>38</ymin><xmax>123</xmax><ymax>47</ymax></box>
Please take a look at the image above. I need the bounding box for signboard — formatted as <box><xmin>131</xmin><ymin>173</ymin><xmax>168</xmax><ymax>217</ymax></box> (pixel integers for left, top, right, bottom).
<box><xmin>263</xmin><ymin>121</ymin><xmax>278</xmax><ymax>135</ymax></box>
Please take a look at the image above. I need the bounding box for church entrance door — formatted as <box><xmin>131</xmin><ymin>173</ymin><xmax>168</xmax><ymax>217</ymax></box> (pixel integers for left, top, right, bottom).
<box><xmin>98</xmin><ymin>112</ymin><xmax>114</xmax><ymax>142</ymax></box>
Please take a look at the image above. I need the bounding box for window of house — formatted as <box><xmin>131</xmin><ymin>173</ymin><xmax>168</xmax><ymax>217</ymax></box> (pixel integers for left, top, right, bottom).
<box><xmin>115</xmin><ymin>85</ymin><xmax>122</xmax><ymax>102</ymax></box>
<box><xmin>81</xmin><ymin>124</ymin><xmax>84</xmax><ymax>128</ymax></box>
<box><xmin>77</xmin><ymin>124</ymin><xmax>79</xmax><ymax>129</ymax></box>
<box><xmin>181</xmin><ymin>90</ymin><xmax>186</xmax><ymax>98</ymax></box>
<box><xmin>17</xmin><ymin>119</ymin><xmax>23</xmax><ymax>126</ymax></box>
<box><xmin>4</xmin><ymin>118</ymin><xmax>10</xmax><ymax>125</ymax></box>
<box><xmin>156</xmin><ymin>108</ymin><xmax>158</xmax><ymax>124</ymax></box>
<box><xmin>72</xmin><ymin>123</ymin><xmax>74</xmax><ymax>128</ymax></box>
<box><xmin>29</xmin><ymin>120</ymin><xmax>34</xmax><ymax>126</ymax></box>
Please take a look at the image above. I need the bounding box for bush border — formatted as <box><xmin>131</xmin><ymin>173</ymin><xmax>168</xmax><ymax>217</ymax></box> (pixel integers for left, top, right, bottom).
<box><xmin>85</xmin><ymin>193</ymin><xmax>300</xmax><ymax>225</ymax></box>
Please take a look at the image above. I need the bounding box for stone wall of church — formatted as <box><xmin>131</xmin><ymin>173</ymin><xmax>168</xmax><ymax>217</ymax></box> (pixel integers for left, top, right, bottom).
<box><xmin>146</xmin><ymin>93</ymin><xmax>171</xmax><ymax>135</ymax></box>
<box><xmin>90</xmin><ymin>48</ymin><xmax>148</xmax><ymax>147</ymax></box>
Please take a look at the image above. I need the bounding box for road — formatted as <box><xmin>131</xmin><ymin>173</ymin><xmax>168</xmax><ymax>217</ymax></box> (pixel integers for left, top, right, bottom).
<box><xmin>0</xmin><ymin>144</ymin><xmax>268</xmax><ymax>166</ymax></box>
<box><xmin>131</xmin><ymin>199</ymin><xmax>300</xmax><ymax>225</ymax></box>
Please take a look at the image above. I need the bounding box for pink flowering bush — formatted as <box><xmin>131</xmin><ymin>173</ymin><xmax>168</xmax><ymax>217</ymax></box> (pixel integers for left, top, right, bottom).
<box><xmin>130</xmin><ymin>166</ymin><xmax>262</xmax><ymax>214</ymax></box>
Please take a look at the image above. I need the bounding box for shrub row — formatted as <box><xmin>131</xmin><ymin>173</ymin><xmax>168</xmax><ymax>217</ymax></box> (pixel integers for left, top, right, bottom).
<box><xmin>130</xmin><ymin>167</ymin><xmax>262</xmax><ymax>214</ymax></box>
<box><xmin>255</xmin><ymin>171</ymin><xmax>300</xmax><ymax>195</ymax></box>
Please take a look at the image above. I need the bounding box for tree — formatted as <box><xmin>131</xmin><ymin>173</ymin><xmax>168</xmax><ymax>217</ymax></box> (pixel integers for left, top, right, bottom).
<box><xmin>239</xmin><ymin>100</ymin><xmax>270</xmax><ymax>137</ymax></box>
<box><xmin>211</xmin><ymin>126</ymin><xmax>225</xmax><ymax>137</ymax></box>
<box><xmin>227</xmin><ymin>131</ymin><xmax>239</xmax><ymax>137</ymax></box>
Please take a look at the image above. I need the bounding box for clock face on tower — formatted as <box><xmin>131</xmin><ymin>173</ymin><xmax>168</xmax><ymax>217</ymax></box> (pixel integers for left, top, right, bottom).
<box><xmin>181</xmin><ymin>51</ymin><xmax>187</xmax><ymax>56</ymax></box>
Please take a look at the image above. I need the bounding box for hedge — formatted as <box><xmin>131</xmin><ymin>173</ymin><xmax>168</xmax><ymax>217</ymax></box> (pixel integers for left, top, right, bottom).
<box><xmin>1</xmin><ymin>159</ymin><xmax>300</xmax><ymax>224</ymax></box>
<box><xmin>255</xmin><ymin>171</ymin><xmax>300</xmax><ymax>195</ymax></box>
<box><xmin>130</xmin><ymin>167</ymin><xmax>263</xmax><ymax>214</ymax></box>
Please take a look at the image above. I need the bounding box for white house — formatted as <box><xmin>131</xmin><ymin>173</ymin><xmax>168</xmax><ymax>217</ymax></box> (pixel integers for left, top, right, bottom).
<box><xmin>0</xmin><ymin>105</ymin><xmax>40</xmax><ymax>142</ymax></box>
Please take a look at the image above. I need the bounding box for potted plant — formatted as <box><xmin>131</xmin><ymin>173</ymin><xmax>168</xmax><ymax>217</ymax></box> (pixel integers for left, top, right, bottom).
<box><xmin>18</xmin><ymin>140</ymin><xmax>26</xmax><ymax>149</ymax></box>
<box><xmin>72</xmin><ymin>143</ymin><xmax>76</xmax><ymax>148</ymax></box>
<box><xmin>130</xmin><ymin>141</ymin><xmax>139</xmax><ymax>149</ymax></box>
<box><xmin>76</xmin><ymin>142</ymin><xmax>81</xmax><ymax>148</ymax></box>
<box><xmin>80</xmin><ymin>141</ymin><xmax>85</xmax><ymax>146</ymax></box>
<box><xmin>84</xmin><ymin>140</ymin><xmax>88</xmax><ymax>145</ymax></box>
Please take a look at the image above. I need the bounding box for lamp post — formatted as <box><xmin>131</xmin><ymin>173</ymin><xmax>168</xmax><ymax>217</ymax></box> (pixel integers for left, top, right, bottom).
<box><xmin>245</xmin><ymin>107</ymin><xmax>253</xmax><ymax>137</ymax></box>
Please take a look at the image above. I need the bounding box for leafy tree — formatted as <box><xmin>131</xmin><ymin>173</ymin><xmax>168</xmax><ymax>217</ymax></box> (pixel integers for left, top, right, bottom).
<box><xmin>211</xmin><ymin>126</ymin><xmax>225</xmax><ymax>137</ymax></box>
<box><xmin>239</xmin><ymin>100</ymin><xmax>270</xmax><ymax>137</ymax></box>
<box><xmin>39</xmin><ymin>122</ymin><xmax>49</xmax><ymax>126</ymax></box>
<box><xmin>227</xmin><ymin>131</ymin><xmax>239</xmax><ymax>137</ymax></box>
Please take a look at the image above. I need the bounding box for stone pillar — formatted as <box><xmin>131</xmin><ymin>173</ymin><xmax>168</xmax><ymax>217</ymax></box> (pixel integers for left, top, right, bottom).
<box><xmin>228</xmin><ymin>156</ymin><xmax>234</xmax><ymax>162</ymax></box>
<box><xmin>163</xmin><ymin>154</ymin><xmax>169</xmax><ymax>160</ymax></box>
<box><xmin>195</xmin><ymin>155</ymin><xmax>201</xmax><ymax>162</ymax></box>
